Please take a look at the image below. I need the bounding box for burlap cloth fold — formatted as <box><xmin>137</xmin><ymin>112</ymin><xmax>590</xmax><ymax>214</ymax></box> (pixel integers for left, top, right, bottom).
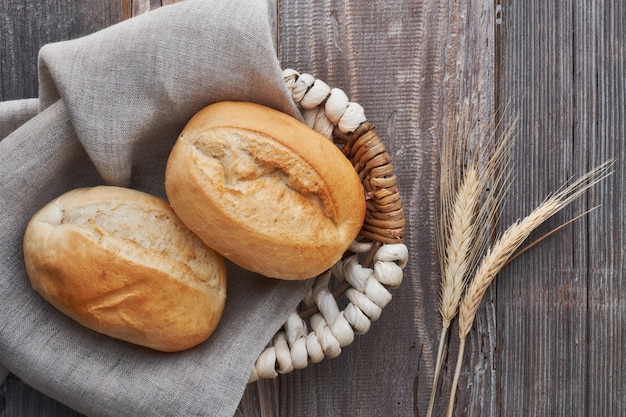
<box><xmin>0</xmin><ymin>1</ymin><xmax>312</xmax><ymax>416</ymax></box>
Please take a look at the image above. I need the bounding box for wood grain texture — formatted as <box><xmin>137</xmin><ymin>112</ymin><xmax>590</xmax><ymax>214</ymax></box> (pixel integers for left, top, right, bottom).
<box><xmin>1</xmin><ymin>0</ymin><xmax>625</xmax><ymax>416</ymax></box>
<box><xmin>585</xmin><ymin>1</ymin><xmax>626</xmax><ymax>416</ymax></box>
<box><xmin>496</xmin><ymin>1</ymin><xmax>625</xmax><ymax>417</ymax></box>
<box><xmin>237</xmin><ymin>1</ymin><xmax>495</xmax><ymax>416</ymax></box>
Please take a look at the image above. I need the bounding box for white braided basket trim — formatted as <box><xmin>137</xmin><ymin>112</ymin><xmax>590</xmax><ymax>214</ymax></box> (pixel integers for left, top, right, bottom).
<box><xmin>248</xmin><ymin>70</ymin><xmax>408</xmax><ymax>383</ymax></box>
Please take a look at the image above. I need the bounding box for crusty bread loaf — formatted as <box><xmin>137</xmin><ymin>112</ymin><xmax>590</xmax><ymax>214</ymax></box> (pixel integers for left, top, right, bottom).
<box><xmin>23</xmin><ymin>186</ymin><xmax>227</xmax><ymax>352</ymax></box>
<box><xmin>165</xmin><ymin>101</ymin><xmax>366</xmax><ymax>280</ymax></box>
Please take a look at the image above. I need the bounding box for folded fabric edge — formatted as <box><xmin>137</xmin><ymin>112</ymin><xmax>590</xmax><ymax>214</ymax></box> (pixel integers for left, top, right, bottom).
<box><xmin>35</xmin><ymin>0</ymin><xmax>300</xmax><ymax>188</ymax></box>
<box><xmin>0</xmin><ymin>98</ymin><xmax>39</xmax><ymax>141</ymax></box>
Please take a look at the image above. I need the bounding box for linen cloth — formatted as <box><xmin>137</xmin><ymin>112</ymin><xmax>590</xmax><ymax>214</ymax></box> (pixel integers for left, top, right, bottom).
<box><xmin>0</xmin><ymin>1</ymin><xmax>312</xmax><ymax>416</ymax></box>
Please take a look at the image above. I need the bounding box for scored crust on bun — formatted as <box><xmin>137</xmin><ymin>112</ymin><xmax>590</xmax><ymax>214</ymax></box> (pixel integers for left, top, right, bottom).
<box><xmin>23</xmin><ymin>186</ymin><xmax>227</xmax><ymax>352</ymax></box>
<box><xmin>165</xmin><ymin>101</ymin><xmax>366</xmax><ymax>280</ymax></box>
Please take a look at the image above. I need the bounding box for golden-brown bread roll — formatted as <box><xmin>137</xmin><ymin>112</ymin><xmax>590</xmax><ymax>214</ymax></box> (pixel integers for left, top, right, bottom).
<box><xmin>165</xmin><ymin>101</ymin><xmax>366</xmax><ymax>280</ymax></box>
<box><xmin>23</xmin><ymin>186</ymin><xmax>227</xmax><ymax>352</ymax></box>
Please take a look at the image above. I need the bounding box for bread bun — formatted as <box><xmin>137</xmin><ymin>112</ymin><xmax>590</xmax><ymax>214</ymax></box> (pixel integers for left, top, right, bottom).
<box><xmin>23</xmin><ymin>186</ymin><xmax>227</xmax><ymax>352</ymax></box>
<box><xmin>165</xmin><ymin>101</ymin><xmax>365</xmax><ymax>280</ymax></box>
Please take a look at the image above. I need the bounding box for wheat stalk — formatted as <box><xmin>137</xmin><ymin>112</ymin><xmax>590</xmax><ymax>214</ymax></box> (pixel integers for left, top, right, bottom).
<box><xmin>426</xmin><ymin>114</ymin><xmax>514</xmax><ymax>417</ymax></box>
<box><xmin>445</xmin><ymin>159</ymin><xmax>613</xmax><ymax>417</ymax></box>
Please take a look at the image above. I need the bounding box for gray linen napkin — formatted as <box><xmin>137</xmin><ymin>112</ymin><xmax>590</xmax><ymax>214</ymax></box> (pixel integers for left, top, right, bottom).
<box><xmin>0</xmin><ymin>1</ymin><xmax>311</xmax><ymax>416</ymax></box>
<box><xmin>0</xmin><ymin>98</ymin><xmax>38</xmax><ymax>140</ymax></box>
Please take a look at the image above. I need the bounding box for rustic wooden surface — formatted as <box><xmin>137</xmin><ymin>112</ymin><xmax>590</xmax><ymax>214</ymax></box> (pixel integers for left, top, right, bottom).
<box><xmin>0</xmin><ymin>0</ymin><xmax>624</xmax><ymax>416</ymax></box>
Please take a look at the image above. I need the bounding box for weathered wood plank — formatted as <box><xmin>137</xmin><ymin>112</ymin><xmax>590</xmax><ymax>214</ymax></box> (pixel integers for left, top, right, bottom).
<box><xmin>576</xmin><ymin>1</ymin><xmax>625</xmax><ymax>416</ymax></box>
<box><xmin>496</xmin><ymin>0</ymin><xmax>625</xmax><ymax>416</ymax></box>
<box><xmin>497</xmin><ymin>0</ymin><xmax>586</xmax><ymax>413</ymax></box>
<box><xmin>237</xmin><ymin>1</ymin><xmax>496</xmax><ymax>416</ymax></box>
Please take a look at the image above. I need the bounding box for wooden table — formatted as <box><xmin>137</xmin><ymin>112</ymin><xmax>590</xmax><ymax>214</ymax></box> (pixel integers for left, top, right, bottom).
<box><xmin>1</xmin><ymin>1</ymin><xmax>624</xmax><ymax>416</ymax></box>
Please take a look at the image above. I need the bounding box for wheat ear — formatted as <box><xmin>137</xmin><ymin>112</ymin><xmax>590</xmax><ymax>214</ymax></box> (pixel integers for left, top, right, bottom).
<box><xmin>428</xmin><ymin>111</ymin><xmax>482</xmax><ymax>417</ymax></box>
<box><xmin>427</xmin><ymin>117</ymin><xmax>514</xmax><ymax>417</ymax></box>
<box><xmin>439</xmin><ymin>166</ymin><xmax>482</xmax><ymax>326</ymax></box>
<box><xmin>426</xmin><ymin>166</ymin><xmax>482</xmax><ymax>417</ymax></box>
<box><xmin>445</xmin><ymin>159</ymin><xmax>613</xmax><ymax>417</ymax></box>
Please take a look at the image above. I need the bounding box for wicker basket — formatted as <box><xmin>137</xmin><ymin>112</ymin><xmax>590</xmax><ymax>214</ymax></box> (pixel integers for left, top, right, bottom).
<box><xmin>249</xmin><ymin>70</ymin><xmax>408</xmax><ymax>382</ymax></box>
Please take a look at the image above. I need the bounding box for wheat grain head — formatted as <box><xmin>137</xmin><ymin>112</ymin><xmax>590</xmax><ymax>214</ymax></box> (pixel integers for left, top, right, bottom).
<box><xmin>439</xmin><ymin>165</ymin><xmax>481</xmax><ymax>326</ymax></box>
<box><xmin>438</xmin><ymin>118</ymin><xmax>515</xmax><ymax>327</ymax></box>
<box><xmin>457</xmin><ymin>159</ymin><xmax>613</xmax><ymax>340</ymax></box>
